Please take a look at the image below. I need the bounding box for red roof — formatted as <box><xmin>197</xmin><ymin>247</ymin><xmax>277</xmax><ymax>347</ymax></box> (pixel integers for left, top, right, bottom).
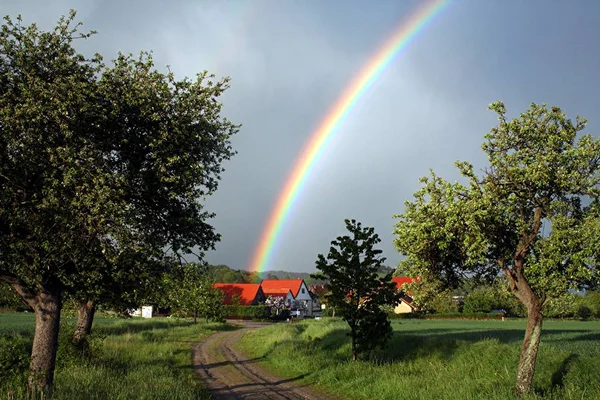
<box><xmin>260</xmin><ymin>279</ymin><xmax>304</xmax><ymax>297</ymax></box>
<box><xmin>263</xmin><ymin>288</ymin><xmax>292</xmax><ymax>297</ymax></box>
<box><xmin>392</xmin><ymin>277</ymin><xmax>416</xmax><ymax>289</ymax></box>
<box><xmin>213</xmin><ymin>283</ymin><xmax>263</xmax><ymax>305</ymax></box>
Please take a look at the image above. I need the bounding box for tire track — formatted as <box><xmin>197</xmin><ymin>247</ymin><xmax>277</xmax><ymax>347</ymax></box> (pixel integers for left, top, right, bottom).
<box><xmin>193</xmin><ymin>321</ymin><xmax>333</xmax><ymax>400</ymax></box>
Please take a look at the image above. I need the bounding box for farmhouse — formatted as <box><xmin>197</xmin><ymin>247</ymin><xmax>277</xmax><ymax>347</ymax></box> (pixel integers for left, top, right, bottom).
<box><xmin>213</xmin><ymin>283</ymin><xmax>266</xmax><ymax>305</ymax></box>
<box><xmin>392</xmin><ymin>276</ymin><xmax>417</xmax><ymax>314</ymax></box>
<box><xmin>261</xmin><ymin>279</ymin><xmax>317</xmax><ymax>316</ymax></box>
<box><xmin>261</xmin><ymin>287</ymin><xmax>295</xmax><ymax>307</ymax></box>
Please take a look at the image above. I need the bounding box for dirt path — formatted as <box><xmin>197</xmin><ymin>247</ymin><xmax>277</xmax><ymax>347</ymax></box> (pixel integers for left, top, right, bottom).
<box><xmin>193</xmin><ymin>321</ymin><xmax>333</xmax><ymax>400</ymax></box>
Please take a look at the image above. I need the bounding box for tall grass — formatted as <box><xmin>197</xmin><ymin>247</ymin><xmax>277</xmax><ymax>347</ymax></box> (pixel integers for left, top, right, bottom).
<box><xmin>238</xmin><ymin>318</ymin><xmax>600</xmax><ymax>400</ymax></box>
<box><xmin>1</xmin><ymin>313</ymin><xmax>227</xmax><ymax>399</ymax></box>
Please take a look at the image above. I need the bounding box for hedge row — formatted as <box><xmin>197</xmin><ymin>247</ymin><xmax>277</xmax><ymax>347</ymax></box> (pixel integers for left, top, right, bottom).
<box><xmin>222</xmin><ymin>305</ymin><xmax>271</xmax><ymax>320</ymax></box>
<box><xmin>388</xmin><ymin>312</ymin><xmax>506</xmax><ymax>320</ymax></box>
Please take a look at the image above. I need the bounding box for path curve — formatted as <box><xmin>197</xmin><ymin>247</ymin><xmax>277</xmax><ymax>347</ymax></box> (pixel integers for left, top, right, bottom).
<box><xmin>193</xmin><ymin>320</ymin><xmax>333</xmax><ymax>400</ymax></box>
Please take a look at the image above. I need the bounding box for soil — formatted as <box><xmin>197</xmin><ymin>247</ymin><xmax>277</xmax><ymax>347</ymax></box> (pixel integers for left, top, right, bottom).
<box><xmin>193</xmin><ymin>320</ymin><xmax>335</xmax><ymax>400</ymax></box>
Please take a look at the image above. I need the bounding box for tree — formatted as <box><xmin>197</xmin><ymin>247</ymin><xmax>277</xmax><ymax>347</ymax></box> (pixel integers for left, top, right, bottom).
<box><xmin>166</xmin><ymin>263</ymin><xmax>224</xmax><ymax>323</ymax></box>
<box><xmin>69</xmin><ymin>247</ymin><xmax>173</xmax><ymax>343</ymax></box>
<box><xmin>394</xmin><ymin>102</ymin><xmax>600</xmax><ymax>394</ymax></box>
<box><xmin>0</xmin><ymin>280</ymin><xmax>27</xmax><ymax>311</ymax></box>
<box><xmin>312</xmin><ymin>219</ymin><xmax>400</xmax><ymax>361</ymax></box>
<box><xmin>0</xmin><ymin>11</ymin><xmax>237</xmax><ymax>392</ymax></box>
<box><xmin>264</xmin><ymin>295</ymin><xmax>287</xmax><ymax>316</ymax></box>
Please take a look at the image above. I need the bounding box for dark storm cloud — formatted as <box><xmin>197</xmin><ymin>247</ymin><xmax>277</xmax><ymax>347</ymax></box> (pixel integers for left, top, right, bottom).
<box><xmin>4</xmin><ymin>0</ymin><xmax>600</xmax><ymax>272</ymax></box>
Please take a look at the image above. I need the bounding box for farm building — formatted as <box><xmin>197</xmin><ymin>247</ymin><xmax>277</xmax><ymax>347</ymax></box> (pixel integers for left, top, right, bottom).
<box><xmin>261</xmin><ymin>287</ymin><xmax>295</xmax><ymax>307</ymax></box>
<box><xmin>213</xmin><ymin>283</ymin><xmax>266</xmax><ymax>305</ymax></box>
<box><xmin>212</xmin><ymin>279</ymin><xmax>320</xmax><ymax>317</ymax></box>
<box><xmin>392</xmin><ymin>276</ymin><xmax>418</xmax><ymax>314</ymax></box>
<box><xmin>260</xmin><ymin>279</ymin><xmax>318</xmax><ymax>316</ymax></box>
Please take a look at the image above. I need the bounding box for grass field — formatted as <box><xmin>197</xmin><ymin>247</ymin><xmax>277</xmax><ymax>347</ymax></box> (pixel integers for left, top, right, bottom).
<box><xmin>0</xmin><ymin>312</ymin><xmax>228</xmax><ymax>399</ymax></box>
<box><xmin>238</xmin><ymin>318</ymin><xmax>600</xmax><ymax>400</ymax></box>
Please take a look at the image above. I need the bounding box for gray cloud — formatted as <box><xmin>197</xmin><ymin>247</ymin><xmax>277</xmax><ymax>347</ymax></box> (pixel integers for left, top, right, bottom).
<box><xmin>4</xmin><ymin>0</ymin><xmax>599</xmax><ymax>272</ymax></box>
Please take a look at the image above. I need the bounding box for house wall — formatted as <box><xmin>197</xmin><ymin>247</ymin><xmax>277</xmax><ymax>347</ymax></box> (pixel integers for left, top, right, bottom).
<box><xmin>394</xmin><ymin>301</ymin><xmax>414</xmax><ymax>314</ymax></box>
<box><xmin>285</xmin><ymin>292</ymin><xmax>294</xmax><ymax>306</ymax></box>
<box><xmin>293</xmin><ymin>282</ymin><xmax>314</xmax><ymax>315</ymax></box>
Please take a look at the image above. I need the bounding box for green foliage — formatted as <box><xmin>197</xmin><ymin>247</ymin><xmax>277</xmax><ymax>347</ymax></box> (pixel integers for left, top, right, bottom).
<box><xmin>222</xmin><ymin>305</ymin><xmax>271</xmax><ymax>320</ymax></box>
<box><xmin>462</xmin><ymin>283</ymin><xmax>524</xmax><ymax>316</ymax></box>
<box><xmin>164</xmin><ymin>264</ymin><xmax>224</xmax><ymax>322</ymax></box>
<box><xmin>394</xmin><ymin>102</ymin><xmax>600</xmax><ymax>298</ymax></box>
<box><xmin>312</xmin><ymin>219</ymin><xmax>400</xmax><ymax>359</ymax></box>
<box><xmin>0</xmin><ymin>281</ymin><xmax>27</xmax><ymax>311</ymax></box>
<box><xmin>0</xmin><ymin>8</ymin><xmax>238</xmax><ymax>314</ymax></box>
<box><xmin>402</xmin><ymin>277</ymin><xmax>457</xmax><ymax>314</ymax></box>
<box><xmin>0</xmin><ymin>333</ymin><xmax>29</xmax><ymax>380</ymax></box>
<box><xmin>543</xmin><ymin>293</ymin><xmax>579</xmax><ymax>318</ymax></box>
<box><xmin>581</xmin><ymin>291</ymin><xmax>600</xmax><ymax>318</ymax></box>
<box><xmin>575</xmin><ymin>304</ymin><xmax>593</xmax><ymax>321</ymax></box>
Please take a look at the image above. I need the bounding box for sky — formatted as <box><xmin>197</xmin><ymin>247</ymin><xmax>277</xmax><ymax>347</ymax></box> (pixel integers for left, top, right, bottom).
<box><xmin>4</xmin><ymin>0</ymin><xmax>600</xmax><ymax>273</ymax></box>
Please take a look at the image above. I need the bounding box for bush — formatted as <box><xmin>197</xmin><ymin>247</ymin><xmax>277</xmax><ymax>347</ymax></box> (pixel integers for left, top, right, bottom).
<box><xmin>426</xmin><ymin>312</ymin><xmax>505</xmax><ymax>320</ymax></box>
<box><xmin>462</xmin><ymin>285</ymin><xmax>525</xmax><ymax>317</ymax></box>
<box><xmin>270</xmin><ymin>309</ymin><xmax>291</xmax><ymax>321</ymax></box>
<box><xmin>543</xmin><ymin>293</ymin><xmax>578</xmax><ymax>318</ymax></box>
<box><xmin>0</xmin><ymin>333</ymin><xmax>30</xmax><ymax>380</ymax></box>
<box><xmin>582</xmin><ymin>291</ymin><xmax>600</xmax><ymax>319</ymax></box>
<box><xmin>321</xmin><ymin>307</ymin><xmax>335</xmax><ymax>317</ymax></box>
<box><xmin>575</xmin><ymin>305</ymin><xmax>593</xmax><ymax>321</ymax></box>
<box><xmin>222</xmin><ymin>305</ymin><xmax>270</xmax><ymax>320</ymax></box>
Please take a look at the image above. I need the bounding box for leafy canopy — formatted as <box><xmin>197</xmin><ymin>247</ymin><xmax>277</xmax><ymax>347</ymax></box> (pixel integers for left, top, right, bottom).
<box><xmin>0</xmin><ymin>10</ymin><xmax>239</xmax><ymax>298</ymax></box>
<box><xmin>394</xmin><ymin>101</ymin><xmax>600</xmax><ymax>299</ymax></box>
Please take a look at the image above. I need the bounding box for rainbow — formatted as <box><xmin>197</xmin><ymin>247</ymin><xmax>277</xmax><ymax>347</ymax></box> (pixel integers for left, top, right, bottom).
<box><xmin>249</xmin><ymin>0</ymin><xmax>452</xmax><ymax>272</ymax></box>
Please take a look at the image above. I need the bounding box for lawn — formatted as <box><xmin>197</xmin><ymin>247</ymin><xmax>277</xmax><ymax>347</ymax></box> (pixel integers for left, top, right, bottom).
<box><xmin>0</xmin><ymin>312</ymin><xmax>229</xmax><ymax>399</ymax></box>
<box><xmin>237</xmin><ymin>318</ymin><xmax>600</xmax><ymax>400</ymax></box>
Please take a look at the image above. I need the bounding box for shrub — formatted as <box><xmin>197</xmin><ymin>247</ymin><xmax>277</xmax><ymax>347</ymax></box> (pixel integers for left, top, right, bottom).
<box><xmin>0</xmin><ymin>333</ymin><xmax>30</xmax><ymax>380</ymax></box>
<box><xmin>543</xmin><ymin>293</ymin><xmax>578</xmax><ymax>318</ymax></box>
<box><xmin>582</xmin><ymin>291</ymin><xmax>600</xmax><ymax>319</ymax></box>
<box><xmin>426</xmin><ymin>312</ymin><xmax>504</xmax><ymax>320</ymax></box>
<box><xmin>575</xmin><ymin>305</ymin><xmax>593</xmax><ymax>321</ymax></box>
<box><xmin>222</xmin><ymin>305</ymin><xmax>270</xmax><ymax>320</ymax></box>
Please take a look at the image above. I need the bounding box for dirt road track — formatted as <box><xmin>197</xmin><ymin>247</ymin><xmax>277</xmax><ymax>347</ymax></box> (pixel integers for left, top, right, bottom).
<box><xmin>193</xmin><ymin>321</ymin><xmax>333</xmax><ymax>400</ymax></box>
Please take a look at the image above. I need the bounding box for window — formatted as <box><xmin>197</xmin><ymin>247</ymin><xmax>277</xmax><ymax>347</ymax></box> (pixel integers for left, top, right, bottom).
<box><xmin>301</xmin><ymin>288</ymin><xmax>305</xmax><ymax>294</ymax></box>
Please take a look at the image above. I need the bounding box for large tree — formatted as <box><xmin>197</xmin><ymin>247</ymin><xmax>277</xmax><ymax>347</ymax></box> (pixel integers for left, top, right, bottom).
<box><xmin>0</xmin><ymin>11</ymin><xmax>238</xmax><ymax>392</ymax></box>
<box><xmin>312</xmin><ymin>219</ymin><xmax>400</xmax><ymax>361</ymax></box>
<box><xmin>394</xmin><ymin>102</ymin><xmax>600</xmax><ymax>394</ymax></box>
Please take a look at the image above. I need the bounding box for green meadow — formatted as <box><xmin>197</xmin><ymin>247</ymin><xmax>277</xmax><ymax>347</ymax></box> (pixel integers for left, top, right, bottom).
<box><xmin>0</xmin><ymin>312</ymin><xmax>228</xmax><ymax>400</ymax></box>
<box><xmin>238</xmin><ymin>318</ymin><xmax>600</xmax><ymax>400</ymax></box>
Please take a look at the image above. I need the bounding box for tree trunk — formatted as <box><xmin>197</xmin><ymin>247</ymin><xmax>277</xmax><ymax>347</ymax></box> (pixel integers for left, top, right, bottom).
<box><xmin>29</xmin><ymin>288</ymin><xmax>62</xmax><ymax>394</ymax></box>
<box><xmin>351</xmin><ymin>328</ymin><xmax>357</xmax><ymax>361</ymax></box>
<box><xmin>516</xmin><ymin>301</ymin><xmax>543</xmax><ymax>395</ymax></box>
<box><xmin>73</xmin><ymin>299</ymin><xmax>95</xmax><ymax>343</ymax></box>
<box><xmin>1</xmin><ymin>274</ymin><xmax>63</xmax><ymax>394</ymax></box>
<box><xmin>194</xmin><ymin>310</ymin><xmax>198</xmax><ymax>324</ymax></box>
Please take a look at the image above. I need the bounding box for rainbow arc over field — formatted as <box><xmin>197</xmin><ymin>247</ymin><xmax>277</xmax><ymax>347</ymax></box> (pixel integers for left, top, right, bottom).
<box><xmin>248</xmin><ymin>0</ymin><xmax>452</xmax><ymax>273</ymax></box>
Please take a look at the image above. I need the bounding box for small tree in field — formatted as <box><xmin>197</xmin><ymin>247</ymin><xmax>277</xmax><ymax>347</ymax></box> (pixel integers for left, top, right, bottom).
<box><xmin>312</xmin><ymin>219</ymin><xmax>400</xmax><ymax>361</ymax></box>
<box><xmin>166</xmin><ymin>264</ymin><xmax>224</xmax><ymax>323</ymax></box>
<box><xmin>394</xmin><ymin>102</ymin><xmax>600</xmax><ymax>394</ymax></box>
